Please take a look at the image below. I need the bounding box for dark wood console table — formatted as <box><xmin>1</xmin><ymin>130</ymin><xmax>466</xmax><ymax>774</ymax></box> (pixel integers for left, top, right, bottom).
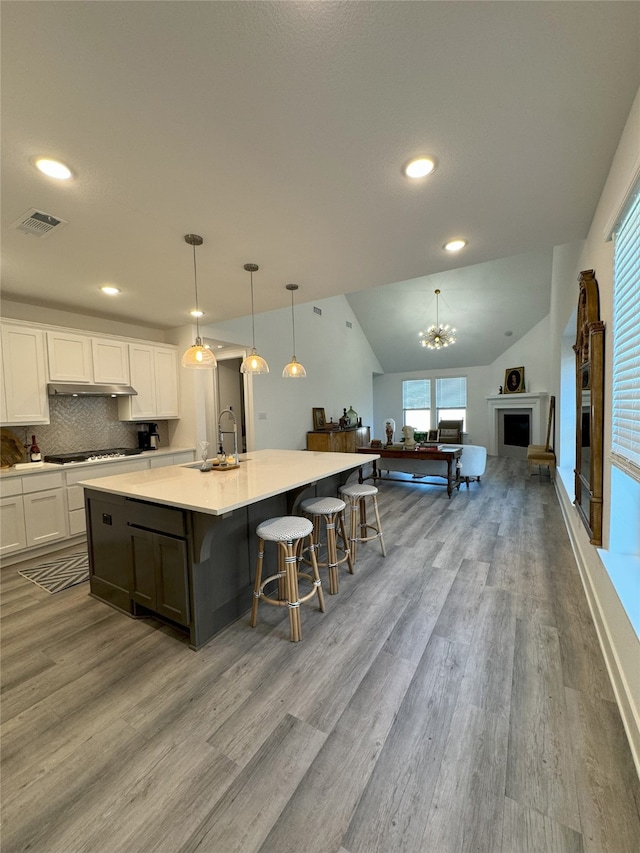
<box><xmin>357</xmin><ymin>446</ymin><xmax>462</xmax><ymax>498</ymax></box>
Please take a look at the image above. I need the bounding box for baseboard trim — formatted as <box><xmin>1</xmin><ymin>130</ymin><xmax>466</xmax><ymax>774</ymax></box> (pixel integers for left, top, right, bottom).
<box><xmin>555</xmin><ymin>474</ymin><xmax>640</xmax><ymax>779</ymax></box>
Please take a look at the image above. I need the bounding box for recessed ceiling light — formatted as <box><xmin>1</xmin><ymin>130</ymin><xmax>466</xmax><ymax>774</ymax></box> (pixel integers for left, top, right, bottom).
<box><xmin>34</xmin><ymin>158</ymin><xmax>73</xmax><ymax>180</ymax></box>
<box><xmin>100</xmin><ymin>285</ymin><xmax>120</xmax><ymax>295</ymax></box>
<box><xmin>403</xmin><ymin>157</ymin><xmax>437</xmax><ymax>178</ymax></box>
<box><xmin>444</xmin><ymin>239</ymin><xmax>467</xmax><ymax>252</ymax></box>
<box><xmin>190</xmin><ymin>309</ymin><xmax>204</xmax><ymax>317</ymax></box>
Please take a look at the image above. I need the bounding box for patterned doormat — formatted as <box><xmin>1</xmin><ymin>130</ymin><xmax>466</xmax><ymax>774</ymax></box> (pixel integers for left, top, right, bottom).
<box><xmin>18</xmin><ymin>553</ymin><xmax>89</xmax><ymax>594</ymax></box>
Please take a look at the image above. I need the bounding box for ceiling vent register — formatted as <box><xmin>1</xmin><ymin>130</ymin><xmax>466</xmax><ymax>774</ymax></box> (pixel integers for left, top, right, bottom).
<box><xmin>12</xmin><ymin>209</ymin><xmax>68</xmax><ymax>238</ymax></box>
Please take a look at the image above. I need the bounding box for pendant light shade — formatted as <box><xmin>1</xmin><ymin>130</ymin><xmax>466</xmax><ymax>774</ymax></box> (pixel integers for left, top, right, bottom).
<box><xmin>182</xmin><ymin>234</ymin><xmax>217</xmax><ymax>369</ymax></box>
<box><xmin>282</xmin><ymin>283</ymin><xmax>307</xmax><ymax>378</ymax></box>
<box><xmin>240</xmin><ymin>263</ymin><xmax>269</xmax><ymax>374</ymax></box>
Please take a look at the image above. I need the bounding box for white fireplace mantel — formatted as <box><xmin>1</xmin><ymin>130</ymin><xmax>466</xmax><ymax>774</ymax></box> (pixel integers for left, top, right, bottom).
<box><xmin>486</xmin><ymin>392</ymin><xmax>548</xmax><ymax>456</ymax></box>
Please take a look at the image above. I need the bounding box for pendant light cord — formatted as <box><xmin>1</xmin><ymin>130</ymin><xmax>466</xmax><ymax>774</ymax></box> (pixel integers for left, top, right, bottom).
<box><xmin>250</xmin><ymin>270</ymin><xmax>257</xmax><ymax>349</ymax></box>
<box><xmin>192</xmin><ymin>243</ymin><xmax>201</xmax><ymax>340</ymax></box>
<box><xmin>290</xmin><ymin>287</ymin><xmax>297</xmax><ymax>358</ymax></box>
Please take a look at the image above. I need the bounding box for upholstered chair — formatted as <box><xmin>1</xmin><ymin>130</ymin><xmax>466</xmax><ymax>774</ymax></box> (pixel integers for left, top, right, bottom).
<box><xmin>458</xmin><ymin>445</ymin><xmax>487</xmax><ymax>488</ymax></box>
<box><xmin>437</xmin><ymin>420</ymin><xmax>464</xmax><ymax>444</ymax></box>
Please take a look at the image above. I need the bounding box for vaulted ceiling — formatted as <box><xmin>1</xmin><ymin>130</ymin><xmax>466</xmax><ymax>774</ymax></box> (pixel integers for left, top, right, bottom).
<box><xmin>2</xmin><ymin>2</ymin><xmax>638</xmax><ymax>370</ymax></box>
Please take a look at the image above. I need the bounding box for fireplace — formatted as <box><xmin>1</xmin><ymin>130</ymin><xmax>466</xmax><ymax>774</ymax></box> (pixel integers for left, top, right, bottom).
<box><xmin>504</xmin><ymin>413</ymin><xmax>530</xmax><ymax>446</ymax></box>
<box><xmin>498</xmin><ymin>410</ymin><xmax>531</xmax><ymax>458</ymax></box>
<box><xmin>486</xmin><ymin>393</ymin><xmax>548</xmax><ymax>456</ymax></box>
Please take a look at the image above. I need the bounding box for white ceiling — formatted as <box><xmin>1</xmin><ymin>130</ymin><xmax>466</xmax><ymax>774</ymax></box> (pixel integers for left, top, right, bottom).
<box><xmin>1</xmin><ymin>2</ymin><xmax>638</xmax><ymax>370</ymax></box>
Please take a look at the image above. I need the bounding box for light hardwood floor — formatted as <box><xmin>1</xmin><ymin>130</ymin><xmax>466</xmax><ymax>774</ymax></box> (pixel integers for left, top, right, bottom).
<box><xmin>1</xmin><ymin>456</ymin><xmax>639</xmax><ymax>853</ymax></box>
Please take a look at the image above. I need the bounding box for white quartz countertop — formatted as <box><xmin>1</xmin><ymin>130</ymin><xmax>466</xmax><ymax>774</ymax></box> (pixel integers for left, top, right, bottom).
<box><xmin>79</xmin><ymin>449</ymin><xmax>379</xmax><ymax>516</ymax></box>
<box><xmin>0</xmin><ymin>447</ymin><xmax>195</xmax><ymax>479</ymax></box>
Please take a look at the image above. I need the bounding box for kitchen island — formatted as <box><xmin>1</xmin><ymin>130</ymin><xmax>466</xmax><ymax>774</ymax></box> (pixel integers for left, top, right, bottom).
<box><xmin>81</xmin><ymin>449</ymin><xmax>377</xmax><ymax>648</ymax></box>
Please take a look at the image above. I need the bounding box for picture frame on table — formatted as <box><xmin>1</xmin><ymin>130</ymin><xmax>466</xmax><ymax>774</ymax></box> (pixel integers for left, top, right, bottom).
<box><xmin>312</xmin><ymin>407</ymin><xmax>326</xmax><ymax>431</ymax></box>
<box><xmin>427</xmin><ymin>429</ymin><xmax>440</xmax><ymax>442</ymax></box>
<box><xmin>504</xmin><ymin>366</ymin><xmax>526</xmax><ymax>394</ymax></box>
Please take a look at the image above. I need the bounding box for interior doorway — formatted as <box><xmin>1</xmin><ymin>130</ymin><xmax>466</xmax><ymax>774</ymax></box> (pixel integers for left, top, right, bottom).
<box><xmin>215</xmin><ymin>357</ymin><xmax>246</xmax><ymax>454</ymax></box>
<box><xmin>202</xmin><ymin>344</ymin><xmax>255</xmax><ymax>455</ymax></box>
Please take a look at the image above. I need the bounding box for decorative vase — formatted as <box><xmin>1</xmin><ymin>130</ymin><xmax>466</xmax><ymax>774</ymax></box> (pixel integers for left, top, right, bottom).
<box><xmin>346</xmin><ymin>406</ymin><xmax>358</xmax><ymax>427</ymax></box>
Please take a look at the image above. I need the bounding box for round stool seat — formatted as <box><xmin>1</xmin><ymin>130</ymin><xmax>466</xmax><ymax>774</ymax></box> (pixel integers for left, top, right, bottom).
<box><xmin>299</xmin><ymin>495</ymin><xmax>352</xmax><ymax>595</ymax></box>
<box><xmin>340</xmin><ymin>483</ymin><xmax>379</xmax><ymax>499</ymax></box>
<box><xmin>257</xmin><ymin>516</ymin><xmax>313</xmax><ymax>542</ymax></box>
<box><xmin>300</xmin><ymin>496</ymin><xmax>346</xmax><ymax>515</ymax></box>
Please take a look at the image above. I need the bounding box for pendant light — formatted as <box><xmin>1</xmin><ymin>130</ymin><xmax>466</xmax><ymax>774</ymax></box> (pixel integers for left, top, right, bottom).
<box><xmin>282</xmin><ymin>283</ymin><xmax>307</xmax><ymax>378</ymax></box>
<box><xmin>181</xmin><ymin>234</ymin><xmax>217</xmax><ymax>369</ymax></box>
<box><xmin>240</xmin><ymin>263</ymin><xmax>269</xmax><ymax>374</ymax></box>
<box><xmin>418</xmin><ymin>288</ymin><xmax>457</xmax><ymax>350</ymax></box>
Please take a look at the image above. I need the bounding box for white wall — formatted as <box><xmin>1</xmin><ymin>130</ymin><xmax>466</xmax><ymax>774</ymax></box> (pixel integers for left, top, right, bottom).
<box><xmin>373</xmin><ymin>317</ymin><xmax>554</xmax><ymax>451</ymax></box>
<box><xmin>0</xmin><ymin>299</ymin><xmax>167</xmax><ymax>342</ymax></box>
<box><xmin>551</xmin><ymin>87</ymin><xmax>640</xmax><ymax>772</ymax></box>
<box><xmin>373</xmin><ymin>365</ymin><xmax>492</xmax><ymax>448</ymax></box>
<box><xmin>201</xmin><ymin>294</ymin><xmax>383</xmax><ymax>450</ymax></box>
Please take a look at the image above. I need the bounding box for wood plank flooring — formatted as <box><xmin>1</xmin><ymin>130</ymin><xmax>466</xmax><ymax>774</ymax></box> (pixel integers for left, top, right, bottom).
<box><xmin>1</xmin><ymin>456</ymin><xmax>639</xmax><ymax>853</ymax></box>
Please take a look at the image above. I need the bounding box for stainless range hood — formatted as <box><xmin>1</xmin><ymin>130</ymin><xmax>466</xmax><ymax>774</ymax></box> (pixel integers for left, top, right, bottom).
<box><xmin>47</xmin><ymin>383</ymin><xmax>138</xmax><ymax>397</ymax></box>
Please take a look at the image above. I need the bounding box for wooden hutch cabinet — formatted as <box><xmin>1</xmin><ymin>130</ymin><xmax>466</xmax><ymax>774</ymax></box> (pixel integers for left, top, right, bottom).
<box><xmin>306</xmin><ymin>427</ymin><xmax>370</xmax><ymax>453</ymax></box>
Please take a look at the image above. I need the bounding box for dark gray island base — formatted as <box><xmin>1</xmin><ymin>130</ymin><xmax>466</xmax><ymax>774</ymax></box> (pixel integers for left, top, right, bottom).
<box><xmin>85</xmin><ymin>468</ymin><xmax>356</xmax><ymax>649</ymax></box>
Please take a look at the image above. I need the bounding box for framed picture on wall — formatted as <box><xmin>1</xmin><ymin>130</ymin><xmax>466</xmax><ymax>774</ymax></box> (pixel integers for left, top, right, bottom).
<box><xmin>504</xmin><ymin>366</ymin><xmax>526</xmax><ymax>394</ymax></box>
<box><xmin>312</xmin><ymin>407</ymin><xmax>326</xmax><ymax>430</ymax></box>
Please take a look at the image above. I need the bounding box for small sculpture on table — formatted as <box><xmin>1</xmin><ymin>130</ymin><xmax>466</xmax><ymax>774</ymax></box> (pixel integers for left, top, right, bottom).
<box><xmin>384</xmin><ymin>418</ymin><xmax>395</xmax><ymax>446</ymax></box>
<box><xmin>402</xmin><ymin>424</ymin><xmax>416</xmax><ymax>448</ymax></box>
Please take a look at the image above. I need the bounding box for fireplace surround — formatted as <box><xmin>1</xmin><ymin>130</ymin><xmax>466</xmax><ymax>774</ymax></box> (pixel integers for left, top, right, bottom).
<box><xmin>486</xmin><ymin>393</ymin><xmax>548</xmax><ymax>456</ymax></box>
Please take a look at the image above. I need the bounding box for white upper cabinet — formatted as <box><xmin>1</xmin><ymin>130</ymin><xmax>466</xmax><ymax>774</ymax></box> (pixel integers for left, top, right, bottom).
<box><xmin>118</xmin><ymin>343</ymin><xmax>179</xmax><ymax>421</ymax></box>
<box><xmin>47</xmin><ymin>331</ymin><xmax>93</xmax><ymax>382</ymax></box>
<box><xmin>48</xmin><ymin>331</ymin><xmax>131</xmax><ymax>385</ymax></box>
<box><xmin>92</xmin><ymin>338</ymin><xmax>130</xmax><ymax>384</ymax></box>
<box><xmin>154</xmin><ymin>346</ymin><xmax>180</xmax><ymax>418</ymax></box>
<box><xmin>1</xmin><ymin>324</ymin><xmax>49</xmax><ymax>425</ymax></box>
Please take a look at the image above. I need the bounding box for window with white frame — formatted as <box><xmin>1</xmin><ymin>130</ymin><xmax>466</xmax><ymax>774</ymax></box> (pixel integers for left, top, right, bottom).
<box><xmin>612</xmin><ymin>187</ymin><xmax>640</xmax><ymax>480</ymax></box>
<box><xmin>436</xmin><ymin>376</ymin><xmax>467</xmax><ymax>430</ymax></box>
<box><xmin>402</xmin><ymin>379</ymin><xmax>431</xmax><ymax>431</ymax></box>
<box><xmin>402</xmin><ymin>376</ymin><xmax>467</xmax><ymax>432</ymax></box>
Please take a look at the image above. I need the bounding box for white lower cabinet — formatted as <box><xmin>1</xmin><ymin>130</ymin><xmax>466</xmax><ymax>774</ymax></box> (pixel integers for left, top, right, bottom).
<box><xmin>0</xmin><ymin>494</ymin><xmax>28</xmax><ymax>555</ymax></box>
<box><xmin>0</xmin><ymin>472</ymin><xmax>67</xmax><ymax>556</ymax></box>
<box><xmin>2</xmin><ymin>452</ymin><xmax>195</xmax><ymax>559</ymax></box>
<box><xmin>23</xmin><ymin>490</ymin><xmax>67</xmax><ymax>547</ymax></box>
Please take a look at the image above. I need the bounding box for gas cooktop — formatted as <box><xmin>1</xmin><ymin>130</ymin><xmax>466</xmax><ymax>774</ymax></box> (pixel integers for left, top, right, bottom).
<box><xmin>44</xmin><ymin>447</ymin><xmax>144</xmax><ymax>464</ymax></box>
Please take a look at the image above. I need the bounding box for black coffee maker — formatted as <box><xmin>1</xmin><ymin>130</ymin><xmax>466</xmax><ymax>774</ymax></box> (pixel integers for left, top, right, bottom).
<box><xmin>137</xmin><ymin>423</ymin><xmax>160</xmax><ymax>450</ymax></box>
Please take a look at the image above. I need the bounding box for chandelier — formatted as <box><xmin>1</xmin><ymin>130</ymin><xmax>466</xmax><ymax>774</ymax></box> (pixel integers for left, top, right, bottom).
<box><xmin>419</xmin><ymin>288</ymin><xmax>456</xmax><ymax>350</ymax></box>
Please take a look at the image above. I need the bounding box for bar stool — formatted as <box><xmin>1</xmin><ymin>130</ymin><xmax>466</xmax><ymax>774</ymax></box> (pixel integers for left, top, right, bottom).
<box><xmin>299</xmin><ymin>496</ymin><xmax>354</xmax><ymax>595</ymax></box>
<box><xmin>250</xmin><ymin>516</ymin><xmax>325</xmax><ymax>642</ymax></box>
<box><xmin>339</xmin><ymin>483</ymin><xmax>386</xmax><ymax>561</ymax></box>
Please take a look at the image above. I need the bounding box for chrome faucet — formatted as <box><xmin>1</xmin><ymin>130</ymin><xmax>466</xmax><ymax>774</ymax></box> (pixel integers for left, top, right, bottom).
<box><xmin>217</xmin><ymin>406</ymin><xmax>239</xmax><ymax>465</ymax></box>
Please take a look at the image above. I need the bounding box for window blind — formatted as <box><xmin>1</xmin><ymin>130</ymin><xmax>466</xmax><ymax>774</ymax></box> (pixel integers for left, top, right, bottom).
<box><xmin>612</xmin><ymin>189</ymin><xmax>640</xmax><ymax>478</ymax></box>
<box><xmin>403</xmin><ymin>379</ymin><xmax>430</xmax><ymax>409</ymax></box>
<box><xmin>436</xmin><ymin>376</ymin><xmax>467</xmax><ymax>408</ymax></box>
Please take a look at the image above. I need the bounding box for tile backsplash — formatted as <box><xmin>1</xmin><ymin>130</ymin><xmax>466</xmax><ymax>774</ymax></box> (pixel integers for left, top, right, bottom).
<box><xmin>17</xmin><ymin>397</ymin><xmax>170</xmax><ymax>455</ymax></box>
